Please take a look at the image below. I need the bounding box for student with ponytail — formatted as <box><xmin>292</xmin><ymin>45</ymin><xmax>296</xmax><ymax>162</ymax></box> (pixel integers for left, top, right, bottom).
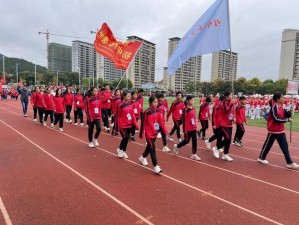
<box><xmin>74</xmin><ymin>89</ymin><xmax>84</xmax><ymax>126</ymax></box>
<box><xmin>53</xmin><ymin>88</ymin><xmax>65</xmax><ymax>131</ymax></box>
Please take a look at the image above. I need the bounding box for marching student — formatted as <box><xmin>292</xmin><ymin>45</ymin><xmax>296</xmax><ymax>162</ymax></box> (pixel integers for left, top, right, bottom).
<box><xmin>101</xmin><ymin>84</ymin><xmax>112</xmax><ymax>133</ymax></box>
<box><xmin>73</xmin><ymin>89</ymin><xmax>84</xmax><ymax>126</ymax></box>
<box><xmin>130</xmin><ymin>91</ymin><xmax>140</xmax><ymax>141</ymax></box>
<box><xmin>212</xmin><ymin>91</ymin><xmax>235</xmax><ymax>162</ymax></box>
<box><xmin>137</xmin><ymin>89</ymin><xmax>144</xmax><ymax>121</ymax></box>
<box><xmin>157</xmin><ymin>93</ymin><xmax>170</xmax><ymax>152</ymax></box>
<box><xmin>173</xmin><ymin>95</ymin><xmax>201</xmax><ymax>161</ymax></box>
<box><xmin>197</xmin><ymin>96</ymin><xmax>211</xmax><ymax>140</ymax></box>
<box><xmin>43</xmin><ymin>87</ymin><xmax>54</xmax><ymax>128</ymax></box>
<box><xmin>116</xmin><ymin>91</ymin><xmax>139</xmax><ymax>159</ymax></box>
<box><xmin>64</xmin><ymin>87</ymin><xmax>74</xmax><ymax>124</ymax></box>
<box><xmin>166</xmin><ymin>92</ymin><xmax>184</xmax><ymax>142</ymax></box>
<box><xmin>31</xmin><ymin>86</ymin><xmax>38</xmax><ymax>122</ymax></box>
<box><xmin>111</xmin><ymin>89</ymin><xmax>121</xmax><ymax>136</ymax></box>
<box><xmin>35</xmin><ymin>86</ymin><xmax>45</xmax><ymax>125</ymax></box>
<box><xmin>85</xmin><ymin>87</ymin><xmax>102</xmax><ymax>148</ymax></box>
<box><xmin>258</xmin><ymin>93</ymin><xmax>299</xmax><ymax>169</ymax></box>
<box><xmin>233</xmin><ymin>96</ymin><xmax>247</xmax><ymax>147</ymax></box>
<box><xmin>53</xmin><ymin>88</ymin><xmax>65</xmax><ymax>132</ymax></box>
<box><xmin>139</xmin><ymin>96</ymin><xmax>168</xmax><ymax>174</ymax></box>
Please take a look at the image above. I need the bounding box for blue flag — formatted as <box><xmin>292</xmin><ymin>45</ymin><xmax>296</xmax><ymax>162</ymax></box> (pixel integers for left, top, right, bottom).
<box><xmin>168</xmin><ymin>0</ymin><xmax>231</xmax><ymax>75</ymax></box>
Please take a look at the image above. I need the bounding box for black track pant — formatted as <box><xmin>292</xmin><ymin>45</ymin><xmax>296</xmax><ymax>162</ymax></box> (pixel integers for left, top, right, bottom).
<box><xmin>66</xmin><ymin>105</ymin><xmax>72</xmax><ymax>121</ymax></box>
<box><xmin>119</xmin><ymin>128</ymin><xmax>131</xmax><ymax>152</ymax></box>
<box><xmin>143</xmin><ymin>138</ymin><xmax>158</xmax><ymax>166</ymax></box>
<box><xmin>54</xmin><ymin>113</ymin><xmax>64</xmax><ymax>128</ymax></box>
<box><xmin>177</xmin><ymin>130</ymin><xmax>197</xmax><ymax>154</ymax></box>
<box><xmin>217</xmin><ymin>127</ymin><xmax>232</xmax><ymax>154</ymax></box>
<box><xmin>33</xmin><ymin>106</ymin><xmax>37</xmax><ymax>119</ymax></box>
<box><xmin>44</xmin><ymin>110</ymin><xmax>54</xmax><ymax>123</ymax></box>
<box><xmin>37</xmin><ymin>107</ymin><xmax>44</xmax><ymax>124</ymax></box>
<box><xmin>74</xmin><ymin>108</ymin><xmax>83</xmax><ymax>124</ymax></box>
<box><xmin>199</xmin><ymin>120</ymin><xmax>209</xmax><ymax>138</ymax></box>
<box><xmin>169</xmin><ymin>120</ymin><xmax>182</xmax><ymax>139</ymax></box>
<box><xmin>102</xmin><ymin>108</ymin><xmax>109</xmax><ymax>128</ymax></box>
<box><xmin>234</xmin><ymin>123</ymin><xmax>245</xmax><ymax>142</ymax></box>
<box><xmin>88</xmin><ymin>119</ymin><xmax>101</xmax><ymax>142</ymax></box>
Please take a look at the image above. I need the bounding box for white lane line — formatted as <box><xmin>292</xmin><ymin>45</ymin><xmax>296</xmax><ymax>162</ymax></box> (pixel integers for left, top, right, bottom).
<box><xmin>0</xmin><ymin>120</ymin><xmax>284</xmax><ymax>225</ymax></box>
<box><xmin>0</xmin><ymin>119</ymin><xmax>154</xmax><ymax>225</ymax></box>
<box><xmin>0</xmin><ymin>197</ymin><xmax>13</xmax><ymax>225</ymax></box>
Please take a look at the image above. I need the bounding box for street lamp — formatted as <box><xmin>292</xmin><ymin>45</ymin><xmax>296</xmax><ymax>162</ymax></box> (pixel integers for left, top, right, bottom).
<box><xmin>34</xmin><ymin>64</ymin><xmax>37</xmax><ymax>85</ymax></box>
<box><xmin>56</xmin><ymin>70</ymin><xmax>60</xmax><ymax>86</ymax></box>
<box><xmin>77</xmin><ymin>67</ymin><xmax>81</xmax><ymax>88</ymax></box>
<box><xmin>16</xmin><ymin>63</ymin><xmax>20</xmax><ymax>83</ymax></box>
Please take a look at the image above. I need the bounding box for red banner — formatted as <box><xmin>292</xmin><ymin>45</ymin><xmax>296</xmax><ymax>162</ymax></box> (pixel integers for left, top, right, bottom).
<box><xmin>94</xmin><ymin>23</ymin><xmax>142</xmax><ymax>70</ymax></box>
<box><xmin>1</xmin><ymin>74</ymin><xmax>5</xmax><ymax>85</ymax></box>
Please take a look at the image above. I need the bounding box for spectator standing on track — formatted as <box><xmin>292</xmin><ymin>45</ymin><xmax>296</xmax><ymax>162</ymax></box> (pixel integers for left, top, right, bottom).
<box><xmin>233</xmin><ymin>96</ymin><xmax>247</xmax><ymax>147</ymax></box>
<box><xmin>53</xmin><ymin>88</ymin><xmax>65</xmax><ymax>132</ymax></box>
<box><xmin>258</xmin><ymin>93</ymin><xmax>299</xmax><ymax>169</ymax></box>
<box><xmin>73</xmin><ymin>89</ymin><xmax>85</xmax><ymax>126</ymax></box>
<box><xmin>116</xmin><ymin>91</ymin><xmax>139</xmax><ymax>159</ymax></box>
<box><xmin>17</xmin><ymin>85</ymin><xmax>31</xmax><ymax>117</ymax></box>
<box><xmin>173</xmin><ymin>95</ymin><xmax>201</xmax><ymax>161</ymax></box>
<box><xmin>139</xmin><ymin>96</ymin><xmax>168</xmax><ymax>174</ymax></box>
<box><xmin>166</xmin><ymin>92</ymin><xmax>185</xmax><ymax>143</ymax></box>
<box><xmin>43</xmin><ymin>87</ymin><xmax>54</xmax><ymax>128</ymax></box>
<box><xmin>197</xmin><ymin>96</ymin><xmax>211</xmax><ymax>140</ymax></box>
<box><xmin>64</xmin><ymin>87</ymin><xmax>74</xmax><ymax>124</ymax></box>
<box><xmin>85</xmin><ymin>87</ymin><xmax>102</xmax><ymax>148</ymax></box>
<box><xmin>157</xmin><ymin>93</ymin><xmax>170</xmax><ymax>153</ymax></box>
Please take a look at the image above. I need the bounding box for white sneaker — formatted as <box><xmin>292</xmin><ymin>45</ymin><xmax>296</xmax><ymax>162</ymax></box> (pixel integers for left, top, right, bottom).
<box><xmin>178</xmin><ymin>138</ymin><xmax>182</xmax><ymax>143</ymax></box>
<box><xmin>153</xmin><ymin>165</ymin><xmax>162</xmax><ymax>174</ymax></box>
<box><xmin>222</xmin><ymin>154</ymin><xmax>233</xmax><ymax>162</ymax></box>
<box><xmin>88</xmin><ymin>142</ymin><xmax>95</xmax><ymax>148</ymax></box>
<box><xmin>123</xmin><ymin>152</ymin><xmax>129</xmax><ymax>159</ymax></box>
<box><xmin>162</xmin><ymin>146</ymin><xmax>171</xmax><ymax>153</ymax></box>
<box><xmin>74</xmin><ymin>123</ymin><xmax>78</xmax><ymax>126</ymax></box>
<box><xmin>286</xmin><ymin>163</ymin><xmax>299</xmax><ymax>170</ymax></box>
<box><xmin>117</xmin><ymin>148</ymin><xmax>124</xmax><ymax>158</ymax></box>
<box><xmin>139</xmin><ymin>156</ymin><xmax>148</xmax><ymax>166</ymax></box>
<box><xmin>34</xmin><ymin>119</ymin><xmax>37</xmax><ymax>122</ymax></box>
<box><xmin>43</xmin><ymin>122</ymin><xmax>47</xmax><ymax>126</ymax></box>
<box><xmin>64</xmin><ymin>119</ymin><xmax>68</xmax><ymax>122</ymax></box>
<box><xmin>257</xmin><ymin>158</ymin><xmax>269</xmax><ymax>165</ymax></box>
<box><xmin>167</xmin><ymin>135</ymin><xmax>174</xmax><ymax>141</ymax></box>
<box><xmin>93</xmin><ymin>138</ymin><xmax>99</xmax><ymax>147</ymax></box>
<box><xmin>80</xmin><ymin>123</ymin><xmax>84</xmax><ymax>126</ymax></box>
<box><xmin>205</xmin><ymin>139</ymin><xmax>211</xmax><ymax>149</ymax></box>
<box><xmin>212</xmin><ymin>147</ymin><xmax>220</xmax><ymax>159</ymax></box>
<box><xmin>157</xmin><ymin>132</ymin><xmax>162</xmax><ymax>139</ymax></box>
<box><xmin>104</xmin><ymin>126</ymin><xmax>108</xmax><ymax>131</ymax></box>
<box><xmin>59</xmin><ymin>128</ymin><xmax>64</xmax><ymax>132</ymax></box>
<box><xmin>135</xmin><ymin>130</ymin><xmax>139</xmax><ymax>133</ymax></box>
<box><xmin>111</xmin><ymin>123</ymin><xmax>114</xmax><ymax>127</ymax></box>
<box><xmin>50</xmin><ymin>123</ymin><xmax>54</xmax><ymax>128</ymax></box>
<box><xmin>69</xmin><ymin>120</ymin><xmax>72</xmax><ymax>124</ymax></box>
<box><xmin>191</xmin><ymin>154</ymin><xmax>201</xmax><ymax>161</ymax></box>
<box><xmin>173</xmin><ymin>144</ymin><xmax>179</xmax><ymax>155</ymax></box>
<box><xmin>109</xmin><ymin>117</ymin><xmax>112</xmax><ymax>121</ymax></box>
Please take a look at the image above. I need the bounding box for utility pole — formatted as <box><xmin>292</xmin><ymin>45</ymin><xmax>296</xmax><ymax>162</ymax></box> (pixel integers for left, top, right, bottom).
<box><xmin>16</xmin><ymin>63</ymin><xmax>19</xmax><ymax>83</ymax></box>
<box><xmin>2</xmin><ymin>55</ymin><xmax>5</xmax><ymax>80</ymax></box>
<box><xmin>56</xmin><ymin>70</ymin><xmax>60</xmax><ymax>86</ymax></box>
<box><xmin>35</xmin><ymin>64</ymin><xmax>37</xmax><ymax>85</ymax></box>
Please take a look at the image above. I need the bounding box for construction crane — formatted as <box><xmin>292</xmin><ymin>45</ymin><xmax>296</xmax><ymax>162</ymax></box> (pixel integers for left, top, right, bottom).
<box><xmin>38</xmin><ymin>29</ymin><xmax>81</xmax><ymax>68</ymax></box>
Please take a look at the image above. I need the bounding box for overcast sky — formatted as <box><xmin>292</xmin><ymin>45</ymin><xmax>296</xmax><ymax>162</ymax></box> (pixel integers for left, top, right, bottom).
<box><xmin>1</xmin><ymin>0</ymin><xmax>299</xmax><ymax>81</ymax></box>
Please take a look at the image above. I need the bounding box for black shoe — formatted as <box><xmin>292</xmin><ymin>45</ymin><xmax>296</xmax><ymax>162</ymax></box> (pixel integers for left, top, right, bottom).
<box><xmin>111</xmin><ymin>130</ymin><xmax>114</xmax><ymax>136</ymax></box>
<box><xmin>114</xmin><ymin>132</ymin><xmax>118</xmax><ymax>136</ymax></box>
<box><xmin>130</xmin><ymin>136</ymin><xmax>136</xmax><ymax>142</ymax></box>
<box><xmin>197</xmin><ymin>131</ymin><xmax>201</xmax><ymax>138</ymax></box>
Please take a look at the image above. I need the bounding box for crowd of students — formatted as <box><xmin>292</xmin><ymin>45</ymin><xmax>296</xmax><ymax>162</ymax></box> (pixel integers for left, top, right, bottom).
<box><xmin>13</xmin><ymin>84</ymin><xmax>299</xmax><ymax>174</ymax></box>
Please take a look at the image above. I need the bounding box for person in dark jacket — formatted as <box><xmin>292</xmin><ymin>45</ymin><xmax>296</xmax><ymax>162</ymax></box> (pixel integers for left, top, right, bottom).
<box><xmin>17</xmin><ymin>85</ymin><xmax>31</xmax><ymax>117</ymax></box>
<box><xmin>258</xmin><ymin>93</ymin><xmax>299</xmax><ymax>169</ymax></box>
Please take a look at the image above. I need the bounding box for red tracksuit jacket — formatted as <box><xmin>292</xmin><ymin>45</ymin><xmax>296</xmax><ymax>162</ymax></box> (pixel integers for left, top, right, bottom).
<box><xmin>43</xmin><ymin>94</ymin><xmax>54</xmax><ymax>110</ymax></box>
<box><xmin>267</xmin><ymin>103</ymin><xmax>291</xmax><ymax>134</ymax></box>
<box><xmin>111</xmin><ymin>96</ymin><xmax>121</xmax><ymax>115</ymax></box>
<box><xmin>161</xmin><ymin>99</ymin><xmax>169</xmax><ymax>113</ymax></box>
<box><xmin>30</xmin><ymin>91</ymin><xmax>37</xmax><ymax>106</ymax></box>
<box><xmin>35</xmin><ymin>92</ymin><xmax>45</xmax><ymax>108</ymax></box>
<box><xmin>116</xmin><ymin>101</ymin><xmax>138</xmax><ymax>130</ymax></box>
<box><xmin>131</xmin><ymin>99</ymin><xmax>140</xmax><ymax>119</ymax></box>
<box><xmin>53</xmin><ymin>96</ymin><xmax>65</xmax><ymax>114</ymax></box>
<box><xmin>167</xmin><ymin>100</ymin><xmax>184</xmax><ymax>121</ymax></box>
<box><xmin>217</xmin><ymin>100</ymin><xmax>235</xmax><ymax>128</ymax></box>
<box><xmin>198</xmin><ymin>102</ymin><xmax>210</xmax><ymax>120</ymax></box>
<box><xmin>182</xmin><ymin>106</ymin><xmax>197</xmax><ymax>133</ymax></box>
<box><xmin>64</xmin><ymin>93</ymin><xmax>74</xmax><ymax>106</ymax></box>
<box><xmin>74</xmin><ymin>94</ymin><xmax>84</xmax><ymax>109</ymax></box>
<box><xmin>140</xmin><ymin>107</ymin><xmax>168</xmax><ymax>139</ymax></box>
<box><xmin>235</xmin><ymin>104</ymin><xmax>247</xmax><ymax>125</ymax></box>
<box><xmin>137</xmin><ymin>96</ymin><xmax>144</xmax><ymax>113</ymax></box>
<box><xmin>101</xmin><ymin>90</ymin><xmax>112</xmax><ymax>109</ymax></box>
<box><xmin>157</xmin><ymin>102</ymin><xmax>167</xmax><ymax>121</ymax></box>
<box><xmin>86</xmin><ymin>97</ymin><xmax>102</xmax><ymax>121</ymax></box>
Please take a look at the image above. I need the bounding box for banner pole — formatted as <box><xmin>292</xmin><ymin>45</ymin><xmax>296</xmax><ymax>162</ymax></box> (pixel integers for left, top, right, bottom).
<box><xmin>290</xmin><ymin>94</ymin><xmax>293</xmax><ymax>143</ymax></box>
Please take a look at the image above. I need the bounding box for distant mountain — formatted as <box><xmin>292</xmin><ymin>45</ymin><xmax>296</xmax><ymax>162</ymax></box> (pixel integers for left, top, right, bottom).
<box><xmin>0</xmin><ymin>53</ymin><xmax>47</xmax><ymax>74</ymax></box>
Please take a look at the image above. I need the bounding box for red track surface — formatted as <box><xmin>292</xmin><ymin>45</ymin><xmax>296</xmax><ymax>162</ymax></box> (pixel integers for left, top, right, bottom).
<box><xmin>1</xmin><ymin>100</ymin><xmax>299</xmax><ymax>225</ymax></box>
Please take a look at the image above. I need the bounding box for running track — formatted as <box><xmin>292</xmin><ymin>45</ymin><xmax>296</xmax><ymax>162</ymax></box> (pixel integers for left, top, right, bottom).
<box><xmin>0</xmin><ymin>100</ymin><xmax>299</xmax><ymax>225</ymax></box>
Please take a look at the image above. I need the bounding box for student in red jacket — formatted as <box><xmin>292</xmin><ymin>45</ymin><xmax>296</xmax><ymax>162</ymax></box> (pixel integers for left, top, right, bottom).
<box><xmin>116</xmin><ymin>91</ymin><xmax>139</xmax><ymax>159</ymax></box>
<box><xmin>258</xmin><ymin>93</ymin><xmax>299</xmax><ymax>169</ymax></box>
<box><xmin>64</xmin><ymin>87</ymin><xmax>74</xmax><ymax>124</ymax></box>
<box><xmin>101</xmin><ymin>84</ymin><xmax>112</xmax><ymax>133</ymax></box>
<box><xmin>197</xmin><ymin>96</ymin><xmax>211</xmax><ymax>140</ymax></box>
<box><xmin>53</xmin><ymin>88</ymin><xmax>65</xmax><ymax>132</ymax></box>
<box><xmin>31</xmin><ymin>87</ymin><xmax>38</xmax><ymax>122</ymax></box>
<box><xmin>111</xmin><ymin>89</ymin><xmax>121</xmax><ymax>136</ymax></box>
<box><xmin>173</xmin><ymin>95</ymin><xmax>201</xmax><ymax>161</ymax></box>
<box><xmin>73</xmin><ymin>89</ymin><xmax>84</xmax><ymax>126</ymax></box>
<box><xmin>166</xmin><ymin>92</ymin><xmax>184</xmax><ymax>142</ymax></box>
<box><xmin>130</xmin><ymin>91</ymin><xmax>140</xmax><ymax>141</ymax></box>
<box><xmin>43</xmin><ymin>87</ymin><xmax>54</xmax><ymax>128</ymax></box>
<box><xmin>139</xmin><ymin>96</ymin><xmax>168</xmax><ymax>174</ymax></box>
<box><xmin>86</xmin><ymin>87</ymin><xmax>102</xmax><ymax>148</ymax></box>
<box><xmin>137</xmin><ymin>89</ymin><xmax>144</xmax><ymax>121</ymax></box>
<box><xmin>233</xmin><ymin>96</ymin><xmax>247</xmax><ymax>147</ymax></box>
<box><xmin>35</xmin><ymin>86</ymin><xmax>45</xmax><ymax>125</ymax></box>
<box><xmin>212</xmin><ymin>92</ymin><xmax>235</xmax><ymax>162</ymax></box>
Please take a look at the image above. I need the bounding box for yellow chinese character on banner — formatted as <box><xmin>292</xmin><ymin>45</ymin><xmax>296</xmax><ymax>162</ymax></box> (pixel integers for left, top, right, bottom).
<box><xmin>102</xmin><ymin>36</ymin><xmax>109</xmax><ymax>44</ymax></box>
<box><xmin>117</xmin><ymin>46</ymin><xmax>123</xmax><ymax>55</ymax></box>
<box><xmin>109</xmin><ymin>42</ymin><xmax>119</xmax><ymax>49</ymax></box>
<box><xmin>122</xmin><ymin>51</ymin><xmax>132</xmax><ymax>59</ymax></box>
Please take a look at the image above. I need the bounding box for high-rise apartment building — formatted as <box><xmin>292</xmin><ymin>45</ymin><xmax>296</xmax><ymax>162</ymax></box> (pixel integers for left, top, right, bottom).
<box><xmin>96</xmin><ymin>54</ymin><xmax>125</xmax><ymax>82</ymax></box>
<box><xmin>211</xmin><ymin>50</ymin><xmax>238</xmax><ymax>82</ymax></box>
<box><xmin>72</xmin><ymin>40</ymin><xmax>96</xmax><ymax>78</ymax></box>
<box><xmin>126</xmin><ymin>36</ymin><xmax>156</xmax><ymax>89</ymax></box>
<box><xmin>48</xmin><ymin>43</ymin><xmax>72</xmax><ymax>72</ymax></box>
<box><xmin>166</xmin><ymin>37</ymin><xmax>202</xmax><ymax>91</ymax></box>
<box><xmin>279</xmin><ymin>29</ymin><xmax>299</xmax><ymax>80</ymax></box>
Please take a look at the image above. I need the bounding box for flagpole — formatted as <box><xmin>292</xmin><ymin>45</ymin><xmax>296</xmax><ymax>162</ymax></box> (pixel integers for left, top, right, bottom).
<box><xmin>226</xmin><ymin>0</ymin><xmax>234</xmax><ymax>96</ymax></box>
<box><xmin>290</xmin><ymin>94</ymin><xmax>293</xmax><ymax>143</ymax></box>
<box><xmin>2</xmin><ymin>55</ymin><xmax>5</xmax><ymax>82</ymax></box>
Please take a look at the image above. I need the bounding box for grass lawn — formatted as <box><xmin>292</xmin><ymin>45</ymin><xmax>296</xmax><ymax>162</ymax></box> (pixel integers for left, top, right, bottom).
<box><xmin>143</xmin><ymin>96</ymin><xmax>299</xmax><ymax>132</ymax></box>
